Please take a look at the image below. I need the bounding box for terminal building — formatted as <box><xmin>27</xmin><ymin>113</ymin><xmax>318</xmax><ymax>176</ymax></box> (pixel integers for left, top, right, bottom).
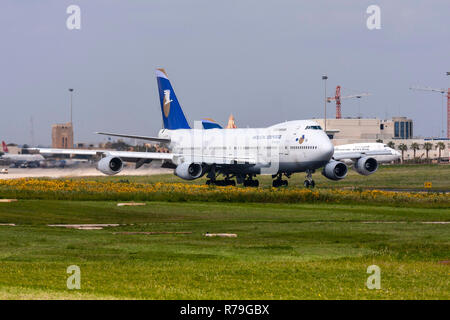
<box><xmin>311</xmin><ymin>117</ymin><xmax>449</xmax><ymax>161</ymax></box>
<box><xmin>312</xmin><ymin>117</ymin><xmax>413</xmax><ymax>144</ymax></box>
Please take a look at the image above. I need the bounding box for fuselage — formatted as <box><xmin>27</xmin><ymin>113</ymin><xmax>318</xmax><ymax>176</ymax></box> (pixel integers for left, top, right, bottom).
<box><xmin>158</xmin><ymin>120</ymin><xmax>334</xmax><ymax>175</ymax></box>
<box><xmin>0</xmin><ymin>154</ymin><xmax>44</xmax><ymax>164</ymax></box>
<box><xmin>334</xmin><ymin>143</ymin><xmax>400</xmax><ymax>163</ymax></box>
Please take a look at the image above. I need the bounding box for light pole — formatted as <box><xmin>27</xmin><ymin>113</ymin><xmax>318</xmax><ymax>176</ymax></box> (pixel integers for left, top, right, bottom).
<box><xmin>447</xmin><ymin>72</ymin><xmax>450</xmax><ymax>139</ymax></box>
<box><xmin>322</xmin><ymin>75</ymin><xmax>328</xmax><ymax>132</ymax></box>
<box><xmin>68</xmin><ymin>88</ymin><xmax>74</xmax><ymax>124</ymax></box>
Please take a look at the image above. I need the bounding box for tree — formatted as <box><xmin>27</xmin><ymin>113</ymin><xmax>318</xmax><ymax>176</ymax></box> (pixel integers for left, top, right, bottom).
<box><xmin>423</xmin><ymin>142</ymin><xmax>433</xmax><ymax>162</ymax></box>
<box><xmin>398</xmin><ymin>143</ymin><xmax>408</xmax><ymax>162</ymax></box>
<box><xmin>410</xmin><ymin>142</ymin><xmax>420</xmax><ymax>161</ymax></box>
<box><xmin>435</xmin><ymin>142</ymin><xmax>445</xmax><ymax>161</ymax></box>
<box><xmin>387</xmin><ymin>141</ymin><xmax>395</xmax><ymax>149</ymax></box>
<box><xmin>376</xmin><ymin>139</ymin><xmax>383</xmax><ymax>143</ymax></box>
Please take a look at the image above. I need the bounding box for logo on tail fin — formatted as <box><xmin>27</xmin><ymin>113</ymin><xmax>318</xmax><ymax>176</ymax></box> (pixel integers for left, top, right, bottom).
<box><xmin>156</xmin><ymin>68</ymin><xmax>190</xmax><ymax>130</ymax></box>
<box><xmin>2</xmin><ymin>141</ymin><xmax>8</xmax><ymax>153</ymax></box>
<box><xmin>163</xmin><ymin>90</ymin><xmax>173</xmax><ymax>117</ymax></box>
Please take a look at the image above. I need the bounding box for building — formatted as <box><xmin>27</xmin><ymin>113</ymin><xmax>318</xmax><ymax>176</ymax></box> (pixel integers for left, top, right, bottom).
<box><xmin>52</xmin><ymin>123</ymin><xmax>73</xmax><ymax>149</ymax></box>
<box><xmin>311</xmin><ymin>117</ymin><xmax>449</xmax><ymax>161</ymax></box>
<box><xmin>312</xmin><ymin>117</ymin><xmax>413</xmax><ymax>144</ymax></box>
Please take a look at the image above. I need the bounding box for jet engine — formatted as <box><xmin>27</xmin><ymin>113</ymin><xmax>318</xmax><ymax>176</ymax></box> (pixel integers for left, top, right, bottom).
<box><xmin>322</xmin><ymin>160</ymin><xmax>348</xmax><ymax>180</ymax></box>
<box><xmin>97</xmin><ymin>156</ymin><xmax>124</xmax><ymax>175</ymax></box>
<box><xmin>174</xmin><ymin>162</ymin><xmax>204</xmax><ymax>180</ymax></box>
<box><xmin>353</xmin><ymin>157</ymin><xmax>378</xmax><ymax>176</ymax></box>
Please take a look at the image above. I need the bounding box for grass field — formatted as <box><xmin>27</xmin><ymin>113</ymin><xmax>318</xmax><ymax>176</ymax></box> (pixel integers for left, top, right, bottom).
<box><xmin>0</xmin><ymin>200</ymin><xmax>449</xmax><ymax>299</ymax></box>
<box><xmin>0</xmin><ymin>164</ymin><xmax>448</xmax><ymax>299</ymax></box>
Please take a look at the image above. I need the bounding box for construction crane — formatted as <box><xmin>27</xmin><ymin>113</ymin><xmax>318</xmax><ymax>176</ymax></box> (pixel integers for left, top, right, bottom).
<box><xmin>410</xmin><ymin>86</ymin><xmax>450</xmax><ymax>138</ymax></box>
<box><xmin>327</xmin><ymin>86</ymin><xmax>371</xmax><ymax>119</ymax></box>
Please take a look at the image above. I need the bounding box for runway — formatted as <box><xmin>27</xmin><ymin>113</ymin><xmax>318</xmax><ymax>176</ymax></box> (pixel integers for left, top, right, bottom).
<box><xmin>0</xmin><ymin>167</ymin><xmax>172</xmax><ymax>179</ymax></box>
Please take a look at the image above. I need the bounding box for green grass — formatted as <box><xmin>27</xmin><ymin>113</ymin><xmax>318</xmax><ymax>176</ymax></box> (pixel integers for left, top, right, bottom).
<box><xmin>76</xmin><ymin>164</ymin><xmax>450</xmax><ymax>191</ymax></box>
<box><xmin>0</xmin><ymin>201</ymin><xmax>448</xmax><ymax>299</ymax></box>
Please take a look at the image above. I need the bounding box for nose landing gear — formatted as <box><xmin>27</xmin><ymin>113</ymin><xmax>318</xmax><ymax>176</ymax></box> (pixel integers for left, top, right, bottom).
<box><xmin>304</xmin><ymin>169</ymin><xmax>315</xmax><ymax>188</ymax></box>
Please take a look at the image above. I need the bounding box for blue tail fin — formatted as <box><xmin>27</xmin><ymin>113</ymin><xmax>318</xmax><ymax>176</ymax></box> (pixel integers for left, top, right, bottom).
<box><xmin>156</xmin><ymin>68</ymin><xmax>190</xmax><ymax>130</ymax></box>
<box><xmin>202</xmin><ymin>118</ymin><xmax>223</xmax><ymax>129</ymax></box>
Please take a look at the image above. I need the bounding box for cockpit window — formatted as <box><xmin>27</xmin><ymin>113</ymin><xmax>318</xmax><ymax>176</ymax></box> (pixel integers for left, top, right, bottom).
<box><xmin>305</xmin><ymin>125</ymin><xmax>323</xmax><ymax>130</ymax></box>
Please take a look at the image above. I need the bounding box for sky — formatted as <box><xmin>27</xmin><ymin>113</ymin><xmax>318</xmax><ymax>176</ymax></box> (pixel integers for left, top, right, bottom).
<box><xmin>1</xmin><ymin>0</ymin><xmax>449</xmax><ymax>146</ymax></box>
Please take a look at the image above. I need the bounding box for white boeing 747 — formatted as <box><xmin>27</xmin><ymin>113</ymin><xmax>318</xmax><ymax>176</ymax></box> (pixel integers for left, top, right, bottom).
<box><xmin>334</xmin><ymin>143</ymin><xmax>401</xmax><ymax>165</ymax></box>
<box><xmin>32</xmin><ymin>69</ymin><xmax>391</xmax><ymax>187</ymax></box>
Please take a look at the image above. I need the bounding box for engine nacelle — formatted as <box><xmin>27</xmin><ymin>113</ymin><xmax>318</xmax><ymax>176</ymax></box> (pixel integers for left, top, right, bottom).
<box><xmin>322</xmin><ymin>160</ymin><xmax>348</xmax><ymax>180</ymax></box>
<box><xmin>353</xmin><ymin>157</ymin><xmax>378</xmax><ymax>176</ymax></box>
<box><xmin>174</xmin><ymin>162</ymin><xmax>204</xmax><ymax>180</ymax></box>
<box><xmin>96</xmin><ymin>156</ymin><xmax>123</xmax><ymax>175</ymax></box>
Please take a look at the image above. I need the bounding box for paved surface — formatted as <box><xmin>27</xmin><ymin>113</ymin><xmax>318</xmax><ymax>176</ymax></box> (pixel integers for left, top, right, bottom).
<box><xmin>0</xmin><ymin>167</ymin><xmax>172</xmax><ymax>179</ymax></box>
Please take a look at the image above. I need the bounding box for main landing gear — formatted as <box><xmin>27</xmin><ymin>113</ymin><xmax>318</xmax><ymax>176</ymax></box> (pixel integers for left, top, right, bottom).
<box><xmin>206</xmin><ymin>170</ymin><xmax>237</xmax><ymax>186</ymax></box>
<box><xmin>272</xmin><ymin>173</ymin><xmax>289</xmax><ymax>188</ymax></box>
<box><xmin>303</xmin><ymin>169</ymin><xmax>315</xmax><ymax>188</ymax></box>
<box><xmin>243</xmin><ymin>175</ymin><xmax>259</xmax><ymax>187</ymax></box>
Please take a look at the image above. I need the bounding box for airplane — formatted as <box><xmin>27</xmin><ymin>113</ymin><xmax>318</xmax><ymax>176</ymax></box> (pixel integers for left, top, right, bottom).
<box><xmin>31</xmin><ymin>68</ymin><xmax>390</xmax><ymax>188</ymax></box>
<box><xmin>1</xmin><ymin>141</ymin><xmax>44</xmax><ymax>168</ymax></box>
<box><xmin>334</xmin><ymin>143</ymin><xmax>401</xmax><ymax>164</ymax></box>
<box><xmin>205</xmin><ymin>117</ymin><xmax>400</xmax><ymax>168</ymax></box>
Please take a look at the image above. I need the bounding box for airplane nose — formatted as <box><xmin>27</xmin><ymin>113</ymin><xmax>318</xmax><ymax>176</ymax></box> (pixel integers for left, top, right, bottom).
<box><xmin>321</xmin><ymin>138</ymin><xmax>334</xmax><ymax>160</ymax></box>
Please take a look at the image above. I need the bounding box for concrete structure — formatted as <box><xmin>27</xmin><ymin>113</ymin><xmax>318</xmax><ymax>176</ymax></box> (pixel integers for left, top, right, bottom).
<box><xmin>312</xmin><ymin>117</ymin><xmax>413</xmax><ymax>144</ymax></box>
<box><xmin>52</xmin><ymin>123</ymin><xmax>73</xmax><ymax>149</ymax></box>
<box><xmin>311</xmin><ymin>117</ymin><xmax>449</xmax><ymax>161</ymax></box>
<box><xmin>4</xmin><ymin>145</ymin><xmax>21</xmax><ymax>154</ymax></box>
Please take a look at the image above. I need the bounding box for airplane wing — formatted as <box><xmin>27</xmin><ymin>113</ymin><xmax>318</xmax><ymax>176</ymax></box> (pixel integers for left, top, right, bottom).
<box><xmin>95</xmin><ymin>132</ymin><xmax>170</xmax><ymax>143</ymax></box>
<box><xmin>30</xmin><ymin>148</ymin><xmax>255</xmax><ymax>165</ymax></box>
<box><xmin>333</xmin><ymin>150</ymin><xmax>393</xmax><ymax>161</ymax></box>
<box><xmin>30</xmin><ymin>148</ymin><xmax>173</xmax><ymax>160</ymax></box>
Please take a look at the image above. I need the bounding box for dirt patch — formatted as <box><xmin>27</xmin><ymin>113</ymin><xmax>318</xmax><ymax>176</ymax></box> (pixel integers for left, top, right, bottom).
<box><xmin>204</xmin><ymin>233</ymin><xmax>237</xmax><ymax>238</ymax></box>
<box><xmin>114</xmin><ymin>231</ymin><xmax>192</xmax><ymax>235</ymax></box>
<box><xmin>117</xmin><ymin>203</ymin><xmax>146</xmax><ymax>207</ymax></box>
<box><xmin>48</xmin><ymin>224</ymin><xmax>120</xmax><ymax>230</ymax></box>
